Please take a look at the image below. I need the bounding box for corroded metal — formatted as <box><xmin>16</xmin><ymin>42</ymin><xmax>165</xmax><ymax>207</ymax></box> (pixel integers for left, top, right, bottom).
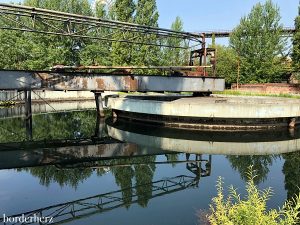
<box><xmin>201</xmin><ymin>27</ymin><xmax>295</xmax><ymax>38</ymax></box>
<box><xmin>0</xmin><ymin>70</ymin><xmax>225</xmax><ymax>92</ymax></box>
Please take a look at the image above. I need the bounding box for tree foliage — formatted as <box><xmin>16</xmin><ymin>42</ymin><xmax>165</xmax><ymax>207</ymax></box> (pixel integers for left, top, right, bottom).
<box><xmin>214</xmin><ymin>45</ymin><xmax>239</xmax><ymax>86</ymax></box>
<box><xmin>230</xmin><ymin>0</ymin><xmax>286</xmax><ymax>83</ymax></box>
<box><xmin>132</xmin><ymin>0</ymin><xmax>160</xmax><ymax>72</ymax></box>
<box><xmin>162</xmin><ymin>16</ymin><xmax>186</xmax><ymax>66</ymax></box>
<box><xmin>292</xmin><ymin>4</ymin><xmax>300</xmax><ymax>72</ymax></box>
<box><xmin>110</xmin><ymin>0</ymin><xmax>135</xmax><ymax>66</ymax></box>
<box><xmin>0</xmin><ymin>0</ymin><xmax>189</xmax><ymax>70</ymax></box>
<box><xmin>207</xmin><ymin>166</ymin><xmax>300</xmax><ymax>225</ymax></box>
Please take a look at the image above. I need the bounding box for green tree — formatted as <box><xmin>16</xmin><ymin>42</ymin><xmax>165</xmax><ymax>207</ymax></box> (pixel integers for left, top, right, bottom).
<box><xmin>214</xmin><ymin>45</ymin><xmax>239</xmax><ymax>85</ymax></box>
<box><xmin>110</xmin><ymin>0</ymin><xmax>135</xmax><ymax>66</ymax></box>
<box><xmin>80</xmin><ymin>1</ymin><xmax>111</xmax><ymax>66</ymax></box>
<box><xmin>131</xmin><ymin>0</ymin><xmax>160</xmax><ymax>72</ymax></box>
<box><xmin>163</xmin><ymin>16</ymin><xmax>185</xmax><ymax>66</ymax></box>
<box><xmin>230</xmin><ymin>0</ymin><xmax>286</xmax><ymax>83</ymax></box>
<box><xmin>292</xmin><ymin>4</ymin><xmax>300</xmax><ymax>72</ymax></box>
<box><xmin>0</xmin><ymin>0</ymin><xmax>94</xmax><ymax>69</ymax></box>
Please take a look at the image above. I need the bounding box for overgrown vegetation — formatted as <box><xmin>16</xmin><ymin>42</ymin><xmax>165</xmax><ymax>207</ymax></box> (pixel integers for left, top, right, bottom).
<box><xmin>206</xmin><ymin>166</ymin><xmax>300</xmax><ymax>225</ymax></box>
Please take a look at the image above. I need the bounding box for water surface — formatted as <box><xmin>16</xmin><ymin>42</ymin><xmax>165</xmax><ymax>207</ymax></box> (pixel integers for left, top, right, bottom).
<box><xmin>0</xmin><ymin>110</ymin><xmax>299</xmax><ymax>225</ymax></box>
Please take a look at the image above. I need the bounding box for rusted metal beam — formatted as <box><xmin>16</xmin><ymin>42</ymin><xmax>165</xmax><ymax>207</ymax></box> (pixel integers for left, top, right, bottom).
<box><xmin>0</xmin><ymin>70</ymin><xmax>225</xmax><ymax>92</ymax></box>
<box><xmin>51</xmin><ymin>65</ymin><xmax>212</xmax><ymax>71</ymax></box>
<box><xmin>200</xmin><ymin>27</ymin><xmax>295</xmax><ymax>38</ymax></box>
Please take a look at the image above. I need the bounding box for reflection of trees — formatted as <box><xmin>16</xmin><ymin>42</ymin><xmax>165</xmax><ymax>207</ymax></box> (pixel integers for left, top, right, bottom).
<box><xmin>0</xmin><ymin>117</ymin><xmax>25</xmax><ymax>142</ymax></box>
<box><xmin>22</xmin><ymin>155</ymin><xmax>157</xmax><ymax>208</ymax></box>
<box><xmin>282</xmin><ymin>151</ymin><xmax>300</xmax><ymax>200</ymax></box>
<box><xmin>227</xmin><ymin>155</ymin><xmax>274</xmax><ymax>184</ymax></box>
<box><xmin>134</xmin><ymin>156</ymin><xmax>156</xmax><ymax>207</ymax></box>
<box><xmin>111</xmin><ymin>156</ymin><xmax>157</xmax><ymax>208</ymax></box>
<box><xmin>0</xmin><ymin>111</ymin><xmax>97</xmax><ymax>143</ymax></box>
<box><xmin>21</xmin><ymin>166</ymin><xmax>94</xmax><ymax>189</ymax></box>
<box><xmin>112</xmin><ymin>162</ymin><xmax>135</xmax><ymax>209</ymax></box>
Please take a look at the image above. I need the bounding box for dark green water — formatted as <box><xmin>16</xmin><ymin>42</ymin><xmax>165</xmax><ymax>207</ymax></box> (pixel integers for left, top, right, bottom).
<box><xmin>0</xmin><ymin>110</ymin><xmax>299</xmax><ymax>225</ymax></box>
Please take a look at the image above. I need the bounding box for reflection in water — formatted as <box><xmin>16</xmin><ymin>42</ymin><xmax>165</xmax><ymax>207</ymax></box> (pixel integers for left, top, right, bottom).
<box><xmin>0</xmin><ymin>111</ymin><xmax>299</xmax><ymax>224</ymax></box>
<box><xmin>0</xmin><ymin>110</ymin><xmax>97</xmax><ymax>143</ymax></box>
<box><xmin>1</xmin><ymin>154</ymin><xmax>210</xmax><ymax>224</ymax></box>
<box><xmin>227</xmin><ymin>155</ymin><xmax>275</xmax><ymax>184</ymax></box>
<box><xmin>282</xmin><ymin>151</ymin><xmax>300</xmax><ymax>200</ymax></box>
<box><xmin>107</xmin><ymin>118</ymin><xmax>300</xmax><ymax>155</ymax></box>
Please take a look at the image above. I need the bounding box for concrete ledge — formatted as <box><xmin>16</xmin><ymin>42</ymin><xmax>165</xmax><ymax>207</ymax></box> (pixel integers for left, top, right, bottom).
<box><xmin>108</xmin><ymin>96</ymin><xmax>300</xmax><ymax>119</ymax></box>
<box><xmin>107</xmin><ymin>95</ymin><xmax>300</xmax><ymax>129</ymax></box>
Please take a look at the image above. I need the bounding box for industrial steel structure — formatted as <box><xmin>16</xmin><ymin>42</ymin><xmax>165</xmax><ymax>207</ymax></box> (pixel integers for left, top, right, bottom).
<box><xmin>0</xmin><ymin>3</ymin><xmax>201</xmax><ymax>48</ymax></box>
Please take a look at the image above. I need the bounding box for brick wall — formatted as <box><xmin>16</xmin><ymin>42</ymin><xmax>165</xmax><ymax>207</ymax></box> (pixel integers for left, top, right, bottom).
<box><xmin>231</xmin><ymin>83</ymin><xmax>300</xmax><ymax>94</ymax></box>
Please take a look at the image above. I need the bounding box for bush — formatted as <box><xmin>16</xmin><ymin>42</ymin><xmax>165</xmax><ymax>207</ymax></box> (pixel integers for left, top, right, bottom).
<box><xmin>207</xmin><ymin>166</ymin><xmax>300</xmax><ymax>225</ymax></box>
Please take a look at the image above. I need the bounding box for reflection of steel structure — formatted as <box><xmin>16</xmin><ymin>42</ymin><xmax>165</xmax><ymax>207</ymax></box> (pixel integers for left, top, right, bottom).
<box><xmin>0</xmin><ymin>175</ymin><xmax>201</xmax><ymax>225</ymax></box>
<box><xmin>0</xmin><ymin>4</ymin><xmax>201</xmax><ymax>49</ymax></box>
<box><xmin>186</xmin><ymin>154</ymin><xmax>211</xmax><ymax>179</ymax></box>
<box><xmin>0</xmin><ymin>154</ymin><xmax>211</xmax><ymax>224</ymax></box>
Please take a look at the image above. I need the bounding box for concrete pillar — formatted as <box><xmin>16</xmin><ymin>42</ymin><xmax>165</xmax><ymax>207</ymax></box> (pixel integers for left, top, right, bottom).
<box><xmin>94</xmin><ymin>92</ymin><xmax>105</xmax><ymax>118</ymax></box>
<box><xmin>289</xmin><ymin>117</ymin><xmax>296</xmax><ymax>128</ymax></box>
<box><xmin>93</xmin><ymin>114</ymin><xmax>106</xmax><ymax>140</ymax></box>
<box><xmin>24</xmin><ymin>90</ymin><xmax>32</xmax><ymax>140</ymax></box>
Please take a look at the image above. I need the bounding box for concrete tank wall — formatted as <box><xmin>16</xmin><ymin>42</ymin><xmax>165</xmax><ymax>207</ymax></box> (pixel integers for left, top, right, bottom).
<box><xmin>0</xmin><ymin>90</ymin><xmax>94</xmax><ymax>102</ymax></box>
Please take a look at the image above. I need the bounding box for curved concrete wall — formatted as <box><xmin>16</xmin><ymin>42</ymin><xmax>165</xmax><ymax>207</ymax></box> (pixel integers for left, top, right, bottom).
<box><xmin>108</xmin><ymin>96</ymin><xmax>300</xmax><ymax>119</ymax></box>
<box><xmin>107</xmin><ymin>125</ymin><xmax>300</xmax><ymax>155</ymax></box>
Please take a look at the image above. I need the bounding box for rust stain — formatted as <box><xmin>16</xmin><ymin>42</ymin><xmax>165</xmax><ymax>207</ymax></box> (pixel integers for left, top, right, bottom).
<box><xmin>96</xmin><ymin>78</ymin><xmax>105</xmax><ymax>90</ymax></box>
<box><xmin>124</xmin><ymin>76</ymin><xmax>138</xmax><ymax>91</ymax></box>
<box><xmin>82</xmin><ymin>79</ymin><xmax>88</xmax><ymax>89</ymax></box>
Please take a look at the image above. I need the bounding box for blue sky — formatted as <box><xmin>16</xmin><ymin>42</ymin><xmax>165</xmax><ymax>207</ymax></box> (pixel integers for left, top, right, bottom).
<box><xmin>2</xmin><ymin>0</ymin><xmax>297</xmax><ymax>30</ymax></box>
<box><xmin>156</xmin><ymin>0</ymin><xmax>298</xmax><ymax>32</ymax></box>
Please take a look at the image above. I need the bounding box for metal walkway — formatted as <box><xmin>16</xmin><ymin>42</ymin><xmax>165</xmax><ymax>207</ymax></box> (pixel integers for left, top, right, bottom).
<box><xmin>0</xmin><ymin>70</ymin><xmax>225</xmax><ymax>92</ymax></box>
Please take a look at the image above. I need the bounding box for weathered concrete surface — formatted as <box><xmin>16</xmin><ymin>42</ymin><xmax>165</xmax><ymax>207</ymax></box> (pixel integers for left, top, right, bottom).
<box><xmin>107</xmin><ymin>95</ymin><xmax>300</xmax><ymax>119</ymax></box>
<box><xmin>0</xmin><ymin>70</ymin><xmax>225</xmax><ymax>92</ymax></box>
<box><xmin>107</xmin><ymin>124</ymin><xmax>300</xmax><ymax>155</ymax></box>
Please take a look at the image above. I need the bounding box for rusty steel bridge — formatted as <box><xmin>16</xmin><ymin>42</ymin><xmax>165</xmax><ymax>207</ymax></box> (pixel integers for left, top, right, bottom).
<box><xmin>0</xmin><ymin>3</ymin><xmax>295</xmax><ymax>120</ymax></box>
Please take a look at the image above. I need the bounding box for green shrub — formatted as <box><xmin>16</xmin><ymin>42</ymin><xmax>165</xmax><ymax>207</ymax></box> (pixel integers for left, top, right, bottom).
<box><xmin>207</xmin><ymin>166</ymin><xmax>300</xmax><ymax>225</ymax></box>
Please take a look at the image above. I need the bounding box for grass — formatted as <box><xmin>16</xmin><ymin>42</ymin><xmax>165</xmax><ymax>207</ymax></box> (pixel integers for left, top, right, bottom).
<box><xmin>213</xmin><ymin>90</ymin><xmax>300</xmax><ymax>99</ymax></box>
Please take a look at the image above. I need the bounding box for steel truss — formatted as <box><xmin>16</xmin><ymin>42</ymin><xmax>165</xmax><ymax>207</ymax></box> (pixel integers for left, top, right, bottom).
<box><xmin>201</xmin><ymin>27</ymin><xmax>295</xmax><ymax>38</ymax></box>
<box><xmin>0</xmin><ymin>3</ymin><xmax>202</xmax><ymax>49</ymax></box>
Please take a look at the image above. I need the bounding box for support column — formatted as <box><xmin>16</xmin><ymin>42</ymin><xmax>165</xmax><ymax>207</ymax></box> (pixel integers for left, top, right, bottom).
<box><xmin>289</xmin><ymin>117</ymin><xmax>296</xmax><ymax>128</ymax></box>
<box><xmin>92</xmin><ymin>113</ymin><xmax>106</xmax><ymax>140</ymax></box>
<box><xmin>94</xmin><ymin>92</ymin><xmax>105</xmax><ymax>118</ymax></box>
<box><xmin>24</xmin><ymin>90</ymin><xmax>32</xmax><ymax>140</ymax></box>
